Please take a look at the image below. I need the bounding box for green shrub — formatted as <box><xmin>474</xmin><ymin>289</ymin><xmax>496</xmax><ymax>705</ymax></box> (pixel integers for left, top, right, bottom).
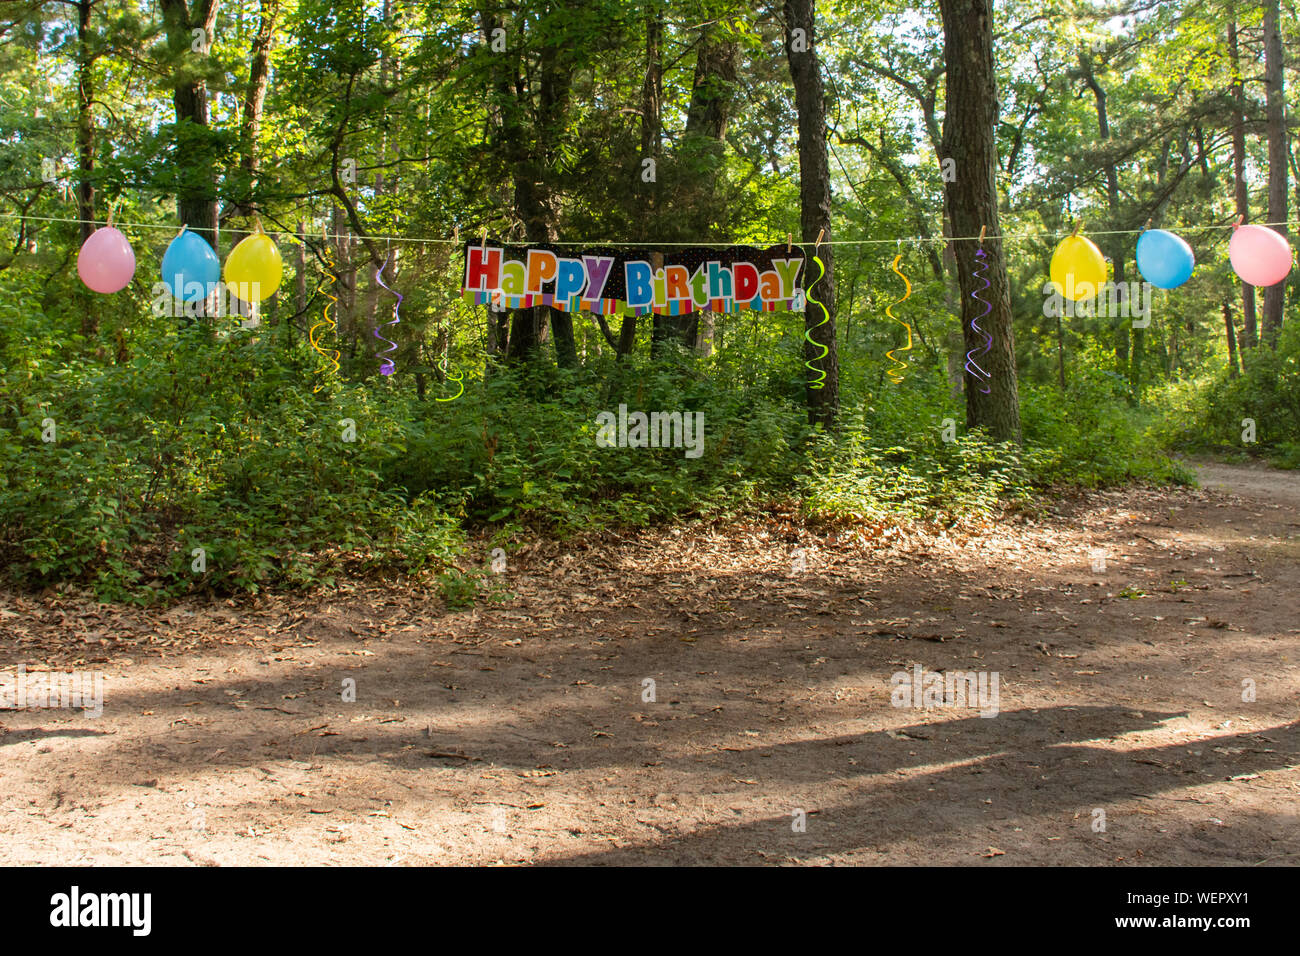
<box><xmin>0</xmin><ymin>319</ymin><xmax>463</xmax><ymax>600</ymax></box>
<box><xmin>1149</xmin><ymin>323</ymin><xmax>1300</xmax><ymax>466</ymax></box>
<box><xmin>1020</xmin><ymin>370</ymin><xmax>1192</xmax><ymax>486</ymax></box>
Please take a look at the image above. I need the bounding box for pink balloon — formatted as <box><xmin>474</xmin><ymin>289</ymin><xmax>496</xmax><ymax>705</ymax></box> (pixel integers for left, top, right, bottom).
<box><xmin>1229</xmin><ymin>224</ymin><xmax>1293</xmax><ymax>288</ymax></box>
<box><xmin>76</xmin><ymin>226</ymin><xmax>136</xmax><ymax>293</ymax></box>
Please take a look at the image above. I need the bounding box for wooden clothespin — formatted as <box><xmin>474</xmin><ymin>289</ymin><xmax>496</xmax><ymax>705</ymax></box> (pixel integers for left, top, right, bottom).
<box><xmin>978</xmin><ymin>225</ymin><xmax>987</xmax><ymax>247</ymax></box>
<box><xmin>1071</xmin><ymin>220</ymin><xmax>1083</xmax><ymax>237</ymax></box>
<box><xmin>106</xmin><ymin>201</ymin><xmax>115</xmax><ymax>228</ymax></box>
<box><xmin>814</xmin><ymin>227</ymin><xmax>825</xmax><ymax>247</ymax></box>
<box><xmin>1143</xmin><ymin>218</ymin><xmax>1152</xmax><ymax>232</ymax></box>
<box><xmin>786</xmin><ymin>232</ymin><xmax>792</xmax><ymax>253</ymax></box>
<box><xmin>1233</xmin><ymin>214</ymin><xmax>1244</xmax><ymax>230</ymax></box>
<box><xmin>177</xmin><ymin>223</ymin><xmax>187</xmax><ymax>237</ymax></box>
<box><xmin>481</xmin><ymin>224</ymin><xmax>488</xmax><ymax>247</ymax></box>
<box><xmin>453</xmin><ymin>224</ymin><xmax>459</xmax><ymax>247</ymax></box>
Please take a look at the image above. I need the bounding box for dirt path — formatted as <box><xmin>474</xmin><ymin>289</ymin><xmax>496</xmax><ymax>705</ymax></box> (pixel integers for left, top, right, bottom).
<box><xmin>2</xmin><ymin>462</ymin><xmax>1297</xmax><ymax>866</ymax></box>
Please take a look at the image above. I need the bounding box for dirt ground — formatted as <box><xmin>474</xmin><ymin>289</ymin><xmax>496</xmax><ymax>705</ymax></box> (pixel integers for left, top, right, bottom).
<box><xmin>1</xmin><ymin>460</ymin><xmax>1296</xmax><ymax>866</ymax></box>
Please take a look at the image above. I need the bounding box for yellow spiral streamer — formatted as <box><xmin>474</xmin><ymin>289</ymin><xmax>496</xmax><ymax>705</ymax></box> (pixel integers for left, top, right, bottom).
<box><xmin>308</xmin><ymin>248</ymin><xmax>341</xmax><ymax>393</ymax></box>
<box><xmin>884</xmin><ymin>253</ymin><xmax>914</xmax><ymax>385</ymax></box>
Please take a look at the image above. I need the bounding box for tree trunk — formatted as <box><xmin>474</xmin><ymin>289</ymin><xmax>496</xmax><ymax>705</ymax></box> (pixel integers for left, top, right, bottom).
<box><xmin>74</xmin><ymin>0</ymin><xmax>98</xmax><ymax>337</ymax></box>
<box><xmin>546</xmin><ymin>308</ymin><xmax>575</xmax><ymax>367</ymax></box>
<box><xmin>1170</xmin><ymin>312</ymin><xmax>1180</xmax><ymax>372</ymax></box>
<box><xmin>648</xmin><ymin>250</ymin><xmax>685</xmax><ymax>359</ymax></box>
<box><xmin>363</xmin><ymin>168</ymin><xmax>385</xmax><ymax>375</ymax></box>
<box><xmin>785</xmin><ymin>0</ymin><xmax>839</xmax><ymax>429</ymax></box>
<box><xmin>294</xmin><ymin>220</ymin><xmax>305</xmax><ymax>340</ymax></box>
<box><xmin>364</xmin><ymin>254</ymin><xmax>380</xmax><ymax>374</ymax></box>
<box><xmin>160</xmin><ymin>0</ymin><xmax>220</xmax><ymax>251</ymax></box>
<box><xmin>943</xmin><ymin>217</ymin><xmax>964</xmax><ymax>402</ymax></box>
<box><xmin>656</xmin><ymin>20</ymin><xmax>736</xmax><ymax>355</ymax></box>
<box><xmin>1224</xmin><ymin>300</ymin><xmax>1240</xmax><ymax>378</ymax></box>
<box><xmin>1229</xmin><ymin>16</ymin><xmax>1257</xmax><ymax>353</ymax></box>
<box><xmin>507</xmin><ymin>307</ymin><xmax>548</xmax><ymax>361</ymax></box>
<box><xmin>363</xmin><ymin>0</ymin><xmax>396</xmax><ymax>375</ymax></box>
<box><xmin>550</xmin><ymin>307</ymin><xmax>578</xmax><ymax>367</ymax></box>
<box><xmin>343</xmin><ymin>227</ymin><xmax>357</xmax><ymax>365</ymax></box>
<box><xmin>1079</xmin><ymin>54</ymin><xmax>1129</xmax><ymax>386</ymax></box>
<box><xmin>330</xmin><ymin>205</ymin><xmax>350</xmax><ymax>365</ymax></box>
<box><xmin>639</xmin><ymin>12</ymin><xmax>663</xmax><ymax>176</ymax></box>
<box><xmin>1131</xmin><ymin>324</ymin><xmax>1145</xmax><ymax>402</ymax></box>
<box><xmin>613</xmin><ymin>12</ymin><xmax>661</xmax><ymax>363</ymax></box>
<box><xmin>685</xmin><ymin>29</ymin><xmax>737</xmax><ymax>142</ymax></box>
<box><xmin>616</xmin><ymin>311</ymin><xmax>637</xmax><ymax>361</ymax></box>
<box><xmin>230</xmin><ymin>0</ymin><xmax>279</xmax><ymax>244</ymax></box>
<box><xmin>75</xmin><ymin>0</ymin><xmax>95</xmax><ymax>244</ymax></box>
<box><xmin>480</xmin><ymin>6</ymin><xmax>571</xmax><ymax>365</ymax></box>
<box><xmin>486</xmin><ymin>302</ymin><xmax>506</xmax><ymax>357</ymax></box>
<box><xmin>1056</xmin><ymin>311</ymin><xmax>1066</xmax><ymax>389</ymax></box>
<box><xmin>939</xmin><ymin>0</ymin><xmax>1021</xmax><ymax>442</ymax></box>
<box><xmin>1262</xmin><ymin>0</ymin><xmax>1288</xmax><ymax>347</ymax></box>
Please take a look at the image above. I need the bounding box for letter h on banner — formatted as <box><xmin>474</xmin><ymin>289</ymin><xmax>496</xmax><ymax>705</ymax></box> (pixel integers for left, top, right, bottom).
<box><xmin>465</xmin><ymin>245</ymin><xmax>501</xmax><ymax>291</ymax></box>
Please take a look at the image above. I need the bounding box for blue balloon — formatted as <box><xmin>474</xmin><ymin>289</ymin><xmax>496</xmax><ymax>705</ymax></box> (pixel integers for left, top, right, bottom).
<box><xmin>1136</xmin><ymin>228</ymin><xmax>1195</xmax><ymax>289</ymax></box>
<box><xmin>160</xmin><ymin>229</ymin><xmax>221</xmax><ymax>301</ymax></box>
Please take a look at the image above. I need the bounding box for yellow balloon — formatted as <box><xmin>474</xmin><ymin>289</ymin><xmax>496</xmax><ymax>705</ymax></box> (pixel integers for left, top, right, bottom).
<box><xmin>223</xmin><ymin>232</ymin><xmax>283</xmax><ymax>302</ymax></box>
<box><xmin>1050</xmin><ymin>235</ymin><xmax>1108</xmax><ymax>301</ymax></box>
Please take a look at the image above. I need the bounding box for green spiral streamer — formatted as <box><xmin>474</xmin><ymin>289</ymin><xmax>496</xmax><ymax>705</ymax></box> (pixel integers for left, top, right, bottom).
<box><xmin>803</xmin><ymin>250</ymin><xmax>830</xmax><ymax>390</ymax></box>
<box><xmin>436</xmin><ymin>363</ymin><xmax>464</xmax><ymax>402</ymax></box>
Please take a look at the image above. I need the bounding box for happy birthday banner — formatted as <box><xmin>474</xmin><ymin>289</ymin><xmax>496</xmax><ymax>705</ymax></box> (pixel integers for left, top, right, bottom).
<box><xmin>461</xmin><ymin>240</ymin><xmax>808</xmax><ymax>316</ymax></box>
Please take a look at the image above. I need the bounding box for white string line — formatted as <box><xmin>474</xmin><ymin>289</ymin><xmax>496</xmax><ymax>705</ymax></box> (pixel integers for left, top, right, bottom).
<box><xmin>1</xmin><ymin>212</ymin><xmax>1297</xmax><ymax>246</ymax></box>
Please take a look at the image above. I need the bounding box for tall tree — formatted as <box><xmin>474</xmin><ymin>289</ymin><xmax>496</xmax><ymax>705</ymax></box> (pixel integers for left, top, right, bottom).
<box><xmin>72</xmin><ymin>0</ymin><xmax>98</xmax><ymax>245</ymax></box>
<box><xmin>1228</xmin><ymin>14</ymin><xmax>1256</xmax><ymax>352</ymax></box>
<box><xmin>784</xmin><ymin>0</ymin><xmax>838</xmax><ymax>429</ymax></box>
<box><xmin>1079</xmin><ymin>52</ymin><xmax>1129</xmax><ymax>385</ymax></box>
<box><xmin>1261</xmin><ymin>0</ymin><xmax>1288</xmax><ymax>347</ymax></box>
<box><xmin>478</xmin><ymin>3</ymin><xmax>574</xmax><ymax>364</ymax></box>
<box><xmin>612</xmin><ymin>7</ymin><xmax>664</xmax><ymax>361</ymax></box>
<box><xmin>160</xmin><ymin>0</ymin><xmax>220</xmax><ymax>249</ymax></box>
<box><xmin>61</xmin><ymin>0</ymin><xmax>103</xmax><ymax>337</ymax></box>
<box><xmin>938</xmin><ymin>0</ymin><xmax>1020</xmax><ymax>442</ymax></box>
<box><xmin>229</xmin><ymin>0</ymin><xmax>281</xmax><ymax>237</ymax></box>
<box><xmin>654</xmin><ymin>16</ymin><xmax>737</xmax><ymax>356</ymax></box>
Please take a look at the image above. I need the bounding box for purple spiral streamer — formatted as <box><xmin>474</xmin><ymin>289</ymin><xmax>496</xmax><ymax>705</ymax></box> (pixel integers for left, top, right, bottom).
<box><xmin>965</xmin><ymin>248</ymin><xmax>993</xmax><ymax>395</ymax></box>
<box><xmin>373</xmin><ymin>253</ymin><xmax>401</xmax><ymax>376</ymax></box>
